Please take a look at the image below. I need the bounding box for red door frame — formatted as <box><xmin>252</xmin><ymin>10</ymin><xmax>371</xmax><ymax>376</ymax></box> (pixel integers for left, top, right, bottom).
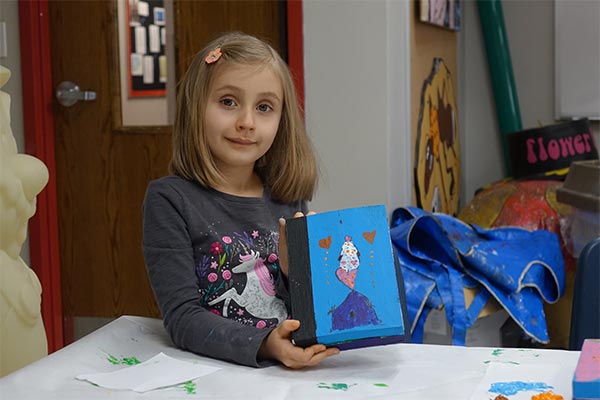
<box><xmin>19</xmin><ymin>0</ymin><xmax>304</xmax><ymax>353</ymax></box>
<box><xmin>18</xmin><ymin>0</ymin><xmax>64</xmax><ymax>354</ymax></box>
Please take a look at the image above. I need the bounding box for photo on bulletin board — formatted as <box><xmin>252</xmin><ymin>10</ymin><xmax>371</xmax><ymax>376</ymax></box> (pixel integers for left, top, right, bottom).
<box><xmin>126</xmin><ymin>0</ymin><xmax>167</xmax><ymax>98</ymax></box>
<box><xmin>419</xmin><ymin>0</ymin><xmax>461</xmax><ymax>31</ymax></box>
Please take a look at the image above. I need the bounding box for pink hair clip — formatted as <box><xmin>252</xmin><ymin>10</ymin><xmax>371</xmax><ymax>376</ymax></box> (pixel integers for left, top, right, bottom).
<box><xmin>205</xmin><ymin>48</ymin><xmax>222</xmax><ymax>64</ymax></box>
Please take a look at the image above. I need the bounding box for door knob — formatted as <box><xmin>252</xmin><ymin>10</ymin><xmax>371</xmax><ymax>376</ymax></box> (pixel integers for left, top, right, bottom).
<box><xmin>55</xmin><ymin>81</ymin><xmax>97</xmax><ymax>107</ymax></box>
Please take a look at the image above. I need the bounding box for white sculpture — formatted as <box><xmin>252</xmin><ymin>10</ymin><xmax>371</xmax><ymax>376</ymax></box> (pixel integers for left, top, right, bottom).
<box><xmin>0</xmin><ymin>65</ymin><xmax>49</xmax><ymax>376</ymax></box>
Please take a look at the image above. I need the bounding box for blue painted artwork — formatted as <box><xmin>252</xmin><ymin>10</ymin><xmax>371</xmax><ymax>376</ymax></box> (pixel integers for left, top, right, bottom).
<box><xmin>489</xmin><ymin>381</ymin><xmax>554</xmax><ymax>396</ymax></box>
<box><xmin>332</xmin><ymin>291</ymin><xmax>380</xmax><ymax>330</ymax></box>
<box><xmin>304</xmin><ymin>205</ymin><xmax>405</xmax><ymax>345</ymax></box>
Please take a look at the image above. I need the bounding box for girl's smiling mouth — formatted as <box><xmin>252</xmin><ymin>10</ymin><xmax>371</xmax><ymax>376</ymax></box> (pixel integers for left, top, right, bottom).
<box><xmin>227</xmin><ymin>137</ymin><xmax>257</xmax><ymax>145</ymax></box>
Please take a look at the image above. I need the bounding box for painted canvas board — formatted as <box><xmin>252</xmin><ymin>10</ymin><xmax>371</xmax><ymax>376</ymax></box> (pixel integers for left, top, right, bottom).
<box><xmin>285</xmin><ymin>205</ymin><xmax>409</xmax><ymax>350</ymax></box>
<box><xmin>573</xmin><ymin>339</ymin><xmax>600</xmax><ymax>400</ymax></box>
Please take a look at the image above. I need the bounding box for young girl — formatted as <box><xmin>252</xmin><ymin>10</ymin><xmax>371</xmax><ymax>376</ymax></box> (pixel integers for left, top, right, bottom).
<box><xmin>142</xmin><ymin>32</ymin><xmax>339</xmax><ymax>369</ymax></box>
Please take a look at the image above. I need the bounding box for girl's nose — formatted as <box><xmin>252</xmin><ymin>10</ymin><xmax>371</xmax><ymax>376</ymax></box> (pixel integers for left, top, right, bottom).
<box><xmin>237</xmin><ymin>108</ymin><xmax>255</xmax><ymax>132</ymax></box>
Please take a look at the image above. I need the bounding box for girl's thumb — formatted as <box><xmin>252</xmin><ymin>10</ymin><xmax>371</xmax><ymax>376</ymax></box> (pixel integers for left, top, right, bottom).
<box><xmin>282</xmin><ymin>319</ymin><xmax>300</xmax><ymax>333</ymax></box>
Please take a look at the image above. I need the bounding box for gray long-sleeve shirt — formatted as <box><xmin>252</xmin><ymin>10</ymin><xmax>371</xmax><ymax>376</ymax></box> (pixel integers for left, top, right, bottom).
<box><xmin>142</xmin><ymin>175</ymin><xmax>306</xmax><ymax>367</ymax></box>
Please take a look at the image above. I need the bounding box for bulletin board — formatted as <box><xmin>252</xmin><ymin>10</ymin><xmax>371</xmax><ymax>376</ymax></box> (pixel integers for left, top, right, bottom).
<box><xmin>126</xmin><ymin>0</ymin><xmax>167</xmax><ymax>98</ymax></box>
<box><xmin>410</xmin><ymin>1</ymin><xmax>459</xmax><ymax>214</ymax></box>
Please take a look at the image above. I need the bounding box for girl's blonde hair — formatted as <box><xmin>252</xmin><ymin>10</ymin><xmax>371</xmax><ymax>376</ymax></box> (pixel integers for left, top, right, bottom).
<box><xmin>170</xmin><ymin>31</ymin><xmax>317</xmax><ymax>203</ymax></box>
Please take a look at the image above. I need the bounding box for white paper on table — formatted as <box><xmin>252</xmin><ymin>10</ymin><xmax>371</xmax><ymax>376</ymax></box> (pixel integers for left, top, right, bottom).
<box><xmin>76</xmin><ymin>352</ymin><xmax>221</xmax><ymax>393</ymax></box>
<box><xmin>469</xmin><ymin>362</ymin><xmax>571</xmax><ymax>400</ymax></box>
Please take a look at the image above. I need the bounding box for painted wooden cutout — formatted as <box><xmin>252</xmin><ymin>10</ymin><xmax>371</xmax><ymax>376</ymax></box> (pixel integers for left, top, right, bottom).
<box><xmin>414</xmin><ymin>58</ymin><xmax>460</xmax><ymax>216</ymax></box>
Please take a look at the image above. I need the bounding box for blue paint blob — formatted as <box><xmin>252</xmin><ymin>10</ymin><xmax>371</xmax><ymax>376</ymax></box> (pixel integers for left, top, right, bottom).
<box><xmin>332</xmin><ymin>291</ymin><xmax>380</xmax><ymax>330</ymax></box>
<box><xmin>489</xmin><ymin>381</ymin><xmax>554</xmax><ymax>396</ymax></box>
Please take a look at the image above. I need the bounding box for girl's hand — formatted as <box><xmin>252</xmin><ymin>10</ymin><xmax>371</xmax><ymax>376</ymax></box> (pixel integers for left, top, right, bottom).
<box><xmin>259</xmin><ymin>319</ymin><xmax>339</xmax><ymax>369</ymax></box>
<box><xmin>278</xmin><ymin>211</ymin><xmax>316</xmax><ymax>277</ymax></box>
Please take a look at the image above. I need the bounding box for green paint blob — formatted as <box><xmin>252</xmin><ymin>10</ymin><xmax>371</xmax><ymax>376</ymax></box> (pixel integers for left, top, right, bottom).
<box><xmin>105</xmin><ymin>353</ymin><xmax>141</xmax><ymax>366</ymax></box>
<box><xmin>183</xmin><ymin>381</ymin><xmax>196</xmax><ymax>394</ymax></box>
<box><xmin>484</xmin><ymin>360</ymin><xmax>519</xmax><ymax>365</ymax></box>
<box><xmin>491</xmin><ymin>348</ymin><xmax>504</xmax><ymax>356</ymax></box>
<box><xmin>517</xmin><ymin>349</ymin><xmax>540</xmax><ymax>357</ymax></box>
<box><xmin>121</xmin><ymin>357</ymin><xmax>141</xmax><ymax>365</ymax></box>
<box><xmin>373</xmin><ymin>383</ymin><xmax>388</xmax><ymax>387</ymax></box>
<box><xmin>318</xmin><ymin>382</ymin><xmax>352</xmax><ymax>391</ymax></box>
<box><xmin>107</xmin><ymin>354</ymin><xmax>120</xmax><ymax>365</ymax></box>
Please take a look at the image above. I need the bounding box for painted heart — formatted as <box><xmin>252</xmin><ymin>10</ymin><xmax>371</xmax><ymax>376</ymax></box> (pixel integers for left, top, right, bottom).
<box><xmin>318</xmin><ymin>236</ymin><xmax>332</xmax><ymax>249</ymax></box>
<box><xmin>363</xmin><ymin>230</ymin><xmax>376</xmax><ymax>244</ymax></box>
<box><xmin>336</xmin><ymin>268</ymin><xmax>357</xmax><ymax>290</ymax></box>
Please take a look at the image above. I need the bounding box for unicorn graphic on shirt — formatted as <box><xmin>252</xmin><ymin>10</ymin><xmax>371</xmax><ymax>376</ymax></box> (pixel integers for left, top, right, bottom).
<box><xmin>208</xmin><ymin>250</ymin><xmax>287</xmax><ymax>325</ymax></box>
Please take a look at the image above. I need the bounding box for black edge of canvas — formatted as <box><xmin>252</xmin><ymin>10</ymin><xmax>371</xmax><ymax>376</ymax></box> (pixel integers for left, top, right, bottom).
<box><xmin>334</xmin><ymin>334</ymin><xmax>407</xmax><ymax>351</ymax></box>
<box><xmin>285</xmin><ymin>216</ymin><xmax>317</xmax><ymax>347</ymax></box>
<box><xmin>393</xmin><ymin>248</ymin><xmax>411</xmax><ymax>343</ymax></box>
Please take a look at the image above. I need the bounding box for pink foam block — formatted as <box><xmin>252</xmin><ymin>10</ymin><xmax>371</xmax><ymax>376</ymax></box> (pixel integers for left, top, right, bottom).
<box><xmin>573</xmin><ymin>339</ymin><xmax>600</xmax><ymax>399</ymax></box>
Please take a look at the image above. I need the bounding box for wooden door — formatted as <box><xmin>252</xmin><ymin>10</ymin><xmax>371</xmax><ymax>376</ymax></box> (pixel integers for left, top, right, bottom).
<box><xmin>47</xmin><ymin>0</ymin><xmax>285</xmax><ymax>332</ymax></box>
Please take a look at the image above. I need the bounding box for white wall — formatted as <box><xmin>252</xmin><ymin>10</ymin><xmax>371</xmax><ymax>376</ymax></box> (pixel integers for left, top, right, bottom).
<box><xmin>460</xmin><ymin>0</ymin><xmax>600</xmax><ymax>204</ymax></box>
<box><xmin>305</xmin><ymin>0</ymin><xmax>600</xmax><ymax>209</ymax></box>
<box><xmin>303</xmin><ymin>0</ymin><xmax>411</xmax><ymax>214</ymax></box>
<box><xmin>0</xmin><ymin>1</ymin><xmax>24</xmax><ymax>153</ymax></box>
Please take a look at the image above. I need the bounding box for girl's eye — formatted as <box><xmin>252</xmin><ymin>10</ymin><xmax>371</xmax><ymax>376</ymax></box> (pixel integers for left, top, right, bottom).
<box><xmin>257</xmin><ymin>103</ymin><xmax>273</xmax><ymax>112</ymax></box>
<box><xmin>221</xmin><ymin>98</ymin><xmax>237</xmax><ymax>107</ymax></box>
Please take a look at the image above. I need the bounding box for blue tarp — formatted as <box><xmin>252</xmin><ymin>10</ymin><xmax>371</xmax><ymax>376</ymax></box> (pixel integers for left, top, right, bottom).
<box><xmin>390</xmin><ymin>206</ymin><xmax>565</xmax><ymax>345</ymax></box>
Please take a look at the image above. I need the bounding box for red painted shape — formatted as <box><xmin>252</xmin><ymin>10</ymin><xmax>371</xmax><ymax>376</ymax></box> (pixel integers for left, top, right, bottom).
<box><xmin>287</xmin><ymin>0</ymin><xmax>304</xmax><ymax>111</ymax></box>
<box><xmin>18</xmin><ymin>0</ymin><xmax>64</xmax><ymax>353</ymax></box>
<box><xmin>489</xmin><ymin>180</ymin><xmax>576</xmax><ymax>272</ymax></box>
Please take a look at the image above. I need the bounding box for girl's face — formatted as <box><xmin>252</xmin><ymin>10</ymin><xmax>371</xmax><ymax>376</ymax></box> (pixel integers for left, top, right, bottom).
<box><xmin>204</xmin><ymin>62</ymin><xmax>283</xmax><ymax>174</ymax></box>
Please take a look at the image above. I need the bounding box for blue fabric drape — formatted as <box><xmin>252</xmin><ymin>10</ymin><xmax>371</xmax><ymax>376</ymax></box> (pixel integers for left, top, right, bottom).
<box><xmin>390</xmin><ymin>207</ymin><xmax>565</xmax><ymax>345</ymax></box>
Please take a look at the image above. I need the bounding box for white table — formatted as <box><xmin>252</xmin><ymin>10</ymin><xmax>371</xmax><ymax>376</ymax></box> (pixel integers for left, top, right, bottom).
<box><xmin>0</xmin><ymin>316</ymin><xmax>581</xmax><ymax>399</ymax></box>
